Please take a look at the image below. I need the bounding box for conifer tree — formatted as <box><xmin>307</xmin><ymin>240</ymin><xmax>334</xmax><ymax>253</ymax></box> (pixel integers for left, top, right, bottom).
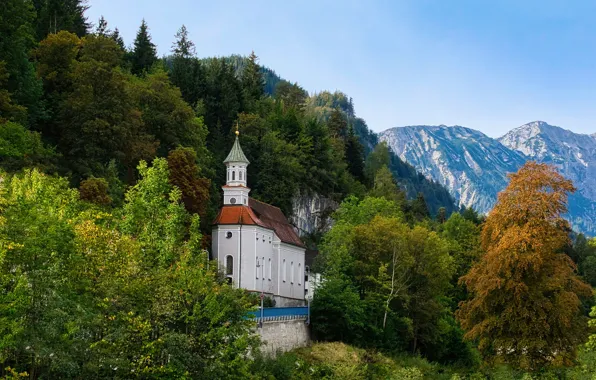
<box><xmin>456</xmin><ymin>162</ymin><xmax>592</xmax><ymax>370</ymax></box>
<box><xmin>328</xmin><ymin>107</ymin><xmax>348</xmax><ymax>139</ymax></box>
<box><xmin>241</xmin><ymin>51</ymin><xmax>264</xmax><ymax>111</ymax></box>
<box><xmin>169</xmin><ymin>25</ymin><xmax>204</xmax><ymax>107</ymax></box>
<box><xmin>171</xmin><ymin>24</ymin><xmax>195</xmax><ymax>57</ymax></box>
<box><xmin>411</xmin><ymin>192</ymin><xmax>430</xmax><ymax>220</ymax></box>
<box><xmin>130</xmin><ymin>19</ymin><xmax>157</xmax><ymax>76</ymax></box>
<box><xmin>110</xmin><ymin>27</ymin><xmax>125</xmax><ymax>51</ymax></box>
<box><xmin>1</xmin><ymin>0</ymin><xmax>43</xmax><ymax>127</ymax></box>
<box><xmin>94</xmin><ymin>15</ymin><xmax>109</xmax><ymax>36</ymax></box>
<box><xmin>344</xmin><ymin>125</ymin><xmax>365</xmax><ymax>182</ymax></box>
<box><xmin>33</xmin><ymin>0</ymin><xmax>90</xmax><ymax>40</ymax></box>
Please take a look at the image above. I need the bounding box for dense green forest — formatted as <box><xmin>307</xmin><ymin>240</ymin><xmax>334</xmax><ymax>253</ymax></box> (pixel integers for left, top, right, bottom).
<box><xmin>2</xmin><ymin>1</ymin><xmax>596</xmax><ymax>379</ymax></box>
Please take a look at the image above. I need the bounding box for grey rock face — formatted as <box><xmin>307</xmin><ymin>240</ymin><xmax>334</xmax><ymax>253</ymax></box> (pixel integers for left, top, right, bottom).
<box><xmin>290</xmin><ymin>193</ymin><xmax>338</xmax><ymax>237</ymax></box>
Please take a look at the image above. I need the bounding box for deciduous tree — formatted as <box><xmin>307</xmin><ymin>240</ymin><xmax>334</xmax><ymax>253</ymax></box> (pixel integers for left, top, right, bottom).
<box><xmin>456</xmin><ymin>162</ymin><xmax>592</xmax><ymax>370</ymax></box>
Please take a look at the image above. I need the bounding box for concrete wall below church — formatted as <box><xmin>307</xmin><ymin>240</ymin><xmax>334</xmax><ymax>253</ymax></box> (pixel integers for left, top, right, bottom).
<box><xmin>257</xmin><ymin>319</ymin><xmax>310</xmax><ymax>356</ymax></box>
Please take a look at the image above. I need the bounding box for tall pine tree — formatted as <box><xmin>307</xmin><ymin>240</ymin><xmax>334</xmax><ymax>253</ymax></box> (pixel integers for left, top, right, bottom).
<box><xmin>94</xmin><ymin>15</ymin><xmax>109</xmax><ymax>36</ymax></box>
<box><xmin>130</xmin><ymin>19</ymin><xmax>157</xmax><ymax>76</ymax></box>
<box><xmin>0</xmin><ymin>0</ymin><xmax>43</xmax><ymax>126</ymax></box>
<box><xmin>241</xmin><ymin>51</ymin><xmax>264</xmax><ymax>111</ymax></box>
<box><xmin>169</xmin><ymin>25</ymin><xmax>204</xmax><ymax>107</ymax></box>
<box><xmin>344</xmin><ymin>125</ymin><xmax>365</xmax><ymax>182</ymax></box>
<box><xmin>33</xmin><ymin>0</ymin><xmax>90</xmax><ymax>40</ymax></box>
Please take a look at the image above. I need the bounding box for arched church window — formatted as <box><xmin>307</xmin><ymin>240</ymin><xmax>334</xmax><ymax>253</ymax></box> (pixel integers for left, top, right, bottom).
<box><xmin>226</xmin><ymin>255</ymin><xmax>233</xmax><ymax>276</ymax></box>
<box><xmin>232</xmin><ymin>171</ymin><xmax>235</xmax><ymax>181</ymax></box>
<box><xmin>239</xmin><ymin>171</ymin><xmax>243</xmax><ymax>180</ymax></box>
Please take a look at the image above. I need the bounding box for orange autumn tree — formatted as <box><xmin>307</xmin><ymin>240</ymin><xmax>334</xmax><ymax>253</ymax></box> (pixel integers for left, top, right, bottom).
<box><xmin>456</xmin><ymin>161</ymin><xmax>592</xmax><ymax>370</ymax></box>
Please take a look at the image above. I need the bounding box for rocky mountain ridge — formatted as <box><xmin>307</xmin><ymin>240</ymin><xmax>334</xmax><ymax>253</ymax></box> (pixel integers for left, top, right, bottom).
<box><xmin>379</xmin><ymin>121</ymin><xmax>596</xmax><ymax>235</ymax></box>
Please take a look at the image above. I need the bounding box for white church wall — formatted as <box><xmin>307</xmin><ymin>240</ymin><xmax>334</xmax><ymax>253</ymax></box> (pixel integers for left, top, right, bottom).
<box><xmin>277</xmin><ymin>243</ymin><xmax>306</xmax><ymax>301</ymax></box>
<box><xmin>213</xmin><ymin>226</ymin><xmax>241</xmax><ymax>284</ymax></box>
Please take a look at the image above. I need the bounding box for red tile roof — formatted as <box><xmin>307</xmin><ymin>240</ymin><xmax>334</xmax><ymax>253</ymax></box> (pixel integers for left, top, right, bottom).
<box><xmin>212</xmin><ymin>198</ymin><xmax>305</xmax><ymax>248</ymax></box>
<box><xmin>212</xmin><ymin>205</ymin><xmax>266</xmax><ymax>226</ymax></box>
<box><xmin>249</xmin><ymin>198</ymin><xmax>305</xmax><ymax>248</ymax></box>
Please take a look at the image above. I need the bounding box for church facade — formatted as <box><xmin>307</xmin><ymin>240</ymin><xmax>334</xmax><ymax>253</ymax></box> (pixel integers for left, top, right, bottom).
<box><xmin>212</xmin><ymin>133</ymin><xmax>307</xmax><ymax>306</ymax></box>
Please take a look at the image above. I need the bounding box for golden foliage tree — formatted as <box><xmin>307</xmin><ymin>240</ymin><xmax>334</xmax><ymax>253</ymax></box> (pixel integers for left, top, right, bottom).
<box><xmin>456</xmin><ymin>161</ymin><xmax>592</xmax><ymax>370</ymax></box>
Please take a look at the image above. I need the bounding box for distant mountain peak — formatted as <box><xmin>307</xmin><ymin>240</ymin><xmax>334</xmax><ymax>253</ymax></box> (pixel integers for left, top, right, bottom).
<box><xmin>380</xmin><ymin>123</ymin><xmax>596</xmax><ymax>235</ymax></box>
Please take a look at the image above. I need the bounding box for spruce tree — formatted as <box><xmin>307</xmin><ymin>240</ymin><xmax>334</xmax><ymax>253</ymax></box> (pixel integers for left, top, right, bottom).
<box><xmin>130</xmin><ymin>19</ymin><xmax>157</xmax><ymax>76</ymax></box>
<box><xmin>95</xmin><ymin>15</ymin><xmax>109</xmax><ymax>36</ymax></box>
<box><xmin>111</xmin><ymin>27</ymin><xmax>125</xmax><ymax>51</ymax></box>
<box><xmin>171</xmin><ymin>24</ymin><xmax>195</xmax><ymax>57</ymax></box>
<box><xmin>1</xmin><ymin>0</ymin><xmax>43</xmax><ymax>127</ymax></box>
<box><xmin>328</xmin><ymin>107</ymin><xmax>348</xmax><ymax>138</ymax></box>
<box><xmin>344</xmin><ymin>125</ymin><xmax>365</xmax><ymax>182</ymax></box>
<box><xmin>241</xmin><ymin>51</ymin><xmax>264</xmax><ymax>111</ymax></box>
<box><xmin>411</xmin><ymin>192</ymin><xmax>430</xmax><ymax>220</ymax></box>
<box><xmin>33</xmin><ymin>0</ymin><xmax>90</xmax><ymax>40</ymax></box>
<box><xmin>169</xmin><ymin>25</ymin><xmax>203</xmax><ymax>106</ymax></box>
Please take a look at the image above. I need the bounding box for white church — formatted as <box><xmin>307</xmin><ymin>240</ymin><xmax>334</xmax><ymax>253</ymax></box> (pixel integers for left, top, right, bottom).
<box><xmin>212</xmin><ymin>131</ymin><xmax>308</xmax><ymax>306</ymax></box>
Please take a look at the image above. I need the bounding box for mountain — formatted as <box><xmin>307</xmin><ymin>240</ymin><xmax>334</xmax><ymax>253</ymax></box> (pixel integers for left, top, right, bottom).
<box><xmin>379</xmin><ymin>125</ymin><xmax>525</xmax><ymax>214</ymax></box>
<box><xmin>379</xmin><ymin>122</ymin><xmax>596</xmax><ymax>235</ymax></box>
<box><xmin>500</xmin><ymin>121</ymin><xmax>596</xmax><ymax>234</ymax></box>
<box><xmin>305</xmin><ymin>91</ymin><xmax>459</xmax><ymax>215</ymax></box>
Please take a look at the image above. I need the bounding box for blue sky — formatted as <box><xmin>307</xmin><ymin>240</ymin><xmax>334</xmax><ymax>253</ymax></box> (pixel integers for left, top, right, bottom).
<box><xmin>87</xmin><ymin>0</ymin><xmax>596</xmax><ymax>137</ymax></box>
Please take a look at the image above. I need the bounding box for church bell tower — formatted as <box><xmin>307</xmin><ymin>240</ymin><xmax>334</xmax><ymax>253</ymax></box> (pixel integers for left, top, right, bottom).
<box><xmin>223</xmin><ymin>125</ymin><xmax>250</xmax><ymax>206</ymax></box>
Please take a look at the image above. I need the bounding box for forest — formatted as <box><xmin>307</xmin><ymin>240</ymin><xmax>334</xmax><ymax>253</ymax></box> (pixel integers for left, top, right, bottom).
<box><xmin>1</xmin><ymin>1</ymin><xmax>596</xmax><ymax>379</ymax></box>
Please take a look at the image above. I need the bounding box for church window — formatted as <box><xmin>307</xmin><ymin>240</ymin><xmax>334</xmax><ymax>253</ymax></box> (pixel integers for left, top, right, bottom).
<box><xmin>232</xmin><ymin>171</ymin><xmax>235</xmax><ymax>181</ymax></box>
<box><xmin>298</xmin><ymin>263</ymin><xmax>302</xmax><ymax>285</ymax></box>
<box><xmin>268</xmin><ymin>258</ymin><xmax>272</xmax><ymax>280</ymax></box>
<box><xmin>226</xmin><ymin>255</ymin><xmax>233</xmax><ymax>276</ymax></box>
<box><xmin>283</xmin><ymin>259</ymin><xmax>286</xmax><ymax>282</ymax></box>
<box><xmin>291</xmin><ymin>261</ymin><xmax>294</xmax><ymax>284</ymax></box>
<box><xmin>227</xmin><ymin>170</ymin><xmax>230</xmax><ymax>181</ymax></box>
<box><xmin>239</xmin><ymin>171</ymin><xmax>243</xmax><ymax>180</ymax></box>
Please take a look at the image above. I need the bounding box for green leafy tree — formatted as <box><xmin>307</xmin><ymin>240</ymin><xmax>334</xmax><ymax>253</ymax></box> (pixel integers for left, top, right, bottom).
<box><xmin>274</xmin><ymin>80</ymin><xmax>308</xmax><ymax>110</ymax></box>
<box><xmin>0</xmin><ymin>169</ymin><xmax>89</xmax><ymax>378</ymax></box>
<box><xmin>78</xmin><ymin>177</ymin><xmax>111</xmax><ymax>205</ymax></box>
<box><xmin>369</xmin><ymin>165</ymin><xmax>406</xmax><ymax>206</ymax></box>
<box><xmin>0</xmin><ymin>121</ymin><xmax>56</xmax><ymax>171</ymax></box>
<box><xmin>59</xmin><ymin>34</ymin><xmax>156</xmax><ymax>182</ymax></box>
<box><xmin>130</xmin><ymin>19</ymin><xmax>157</xmax><ymax>76</ymax></box>
<box><xmin>364</xmin><ymin>142</ymin><xmax>391</xmax><ymax>185</ymax></box>
<box><xmin>131</xmin><ymin>68</ymin><xmax>208</xmax><ymax>157</ymax></box>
